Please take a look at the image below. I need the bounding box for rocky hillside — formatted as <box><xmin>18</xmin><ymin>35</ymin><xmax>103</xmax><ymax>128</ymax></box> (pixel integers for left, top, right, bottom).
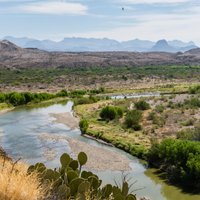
<box><xmin>0</xmin><ymin>40</ymin><xmax>200</xmax><ymax>69</ymax></box>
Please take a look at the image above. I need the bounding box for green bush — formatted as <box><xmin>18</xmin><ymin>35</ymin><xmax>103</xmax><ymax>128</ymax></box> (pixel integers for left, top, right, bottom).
<box><xmin>8</xmin><ymin>92</ymin><xmax>26</xmax><ymax>106</ymax></box>
<box><xmin>125</xmin><ymin>110</ymin><xmax>142</xmax><ymax>130</ymax></box>
<box><xmin>189</xmin><ymin>85</ymin><xmax>200</xmax><ymax>94</ymax></box>
<box><xmin>148</xmin><ymin>139</ymin><xmax>200</xmax><ymax>189</ymax></box>
<box><xmin>70</xmin><ymin>90</ymin><xmax>87</xmax><ymax>98</ymax></box>
<box><xmin>56</xmin><ymin>89</ymin><xmax>68</xmax><ymax>97</ymax></box>
<box><xmin>74</xmin><ymin>96</ymin><xmax>99</xmax><ymax>105</ymax></box>
<box><xmin>181</xmin><ymin>119</ymin><xmax>194</xmax><ymax>126</ymax></box>
<box><xmin>100</xmin><ymin>106</ymin><xmax>123</xmax><ymax>121</ymax></box>
<box><xmin>135</xmin><ymin>100</ymin><xmax>150</xmax><ymax>110</ymax></box>
<box><xmin>0</xmin><ymin>93</ymin><xmax>6</xmax><ymax>103</ymax></box>
<box><xmin>177</xmin><ymin>127</ymin><xmax>200</xmax><ymax>141</ymax></box>
<box><xmin>155</xmin><ymin>105</ymin><xmax>164</xmax><ymax>113</ymax></box>
<box><xmin>79</xmin><ymin>119</ymin><xmax>89</xmax><ymax>134</ymax></box>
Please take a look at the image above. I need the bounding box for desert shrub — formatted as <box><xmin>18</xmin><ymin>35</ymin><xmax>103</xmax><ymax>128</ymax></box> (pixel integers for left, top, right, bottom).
<box><xmin>79</xmin><ymin>119</ymin><xmax>89</xmax><ymax>134</ymax></box>
<box><xmin>155</xmin><ymin>105</ymin><xmax>164</xmax><ymax>113</ymax></box>
<box><xmin>70</xmin><ymin>90</ymin><xmax>87</xmax><ymax>98</ymax></box>
<box><xmin>147</xmin><ymin>111</ymin><xmax>156</xmax><ymax>121</ymax></box>
<box><xmin>100</xmin><ymin>106</ymin><xmax>123</xmax><ymax>121</ymax></box>
<box><xmin>74</xmin><ymin>96</ymin><xmax>99</xmax><ymax>105</ymax></box>
<box><xmin>181</xmin><ymin>119</ymin><xmax>194</xmax><ymax>126</ymax></box>
<box><xmin>177</xmin><ymin>127</ymin><xmax>200</xmax><ymax>141</ymax></box>
<box><xmin>186</xmin><ymin>98</ymin><xmax>200</xmax><ymax>108</ymax></box>
<box><xmin>148</xmin><ymin>112</ymin><xmax>165</xmax><ymax>126</ymax></box>
<box><xmin>189</xmin><ymin>85</ymin><xmax>200</xmax><ymax>94</ymax></box>
<box><xmin>135</xmin><ymin>100</ymin><xmax>150</xmax><ymax>110</ymax></box>
<box><xmin>177</xmin><ymin>129</ymin><xmax>194</xmax><ymax>140</ymax></box>
<box><xmin>125</xmin><ymin>110</ymin><xmax>142</xmax><ymax>130</ymax></box>
<box><xmin>89</xmin><ymin>87</ymin><xmax>105</xmax><ymax>94</ymax></box>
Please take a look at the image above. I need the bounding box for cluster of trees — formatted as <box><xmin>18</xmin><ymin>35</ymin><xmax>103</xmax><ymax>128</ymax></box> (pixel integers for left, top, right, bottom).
<box><xmin>0</xmin><ymin>88</ymin><xmax>107</xmax><ymax>107</ymax></box>
<box><xmin>99</xmin><ymin>100</ymin><xmax>150</xmax><ymax>130</ymax></box>
<box><xmin>0</xmin><ymin>92</ymin><xmax>58</xmax><ymax>106</ymax></box>
<box><xmin>0</xmin><ymin>89</ymin><xmax>71</xmax><ymax>106</ymax></box>
<box><xmin>148</xmin><ymin>139</ymin><xmax>200</xmax><ymax>189</ymax></box>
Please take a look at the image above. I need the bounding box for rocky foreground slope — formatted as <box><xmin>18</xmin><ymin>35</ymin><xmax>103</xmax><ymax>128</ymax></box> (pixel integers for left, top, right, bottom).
<box><xmin>0</xmin><ymin>40</ymin><xmax>200</xmax><ymax>69</ymax></box>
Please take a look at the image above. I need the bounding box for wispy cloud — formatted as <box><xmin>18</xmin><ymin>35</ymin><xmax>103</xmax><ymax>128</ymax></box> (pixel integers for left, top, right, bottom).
<box><xmin>18</xmin><ymin>1</ymin><xmax>88</xmax><ymax>15</ymax></box>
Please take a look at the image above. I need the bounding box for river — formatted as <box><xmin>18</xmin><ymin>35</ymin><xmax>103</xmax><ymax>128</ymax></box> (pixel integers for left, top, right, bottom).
<box><xmin>0</xmin><ymin>101</ymin><xmax>199</xmax><ymax>200</ymax></box>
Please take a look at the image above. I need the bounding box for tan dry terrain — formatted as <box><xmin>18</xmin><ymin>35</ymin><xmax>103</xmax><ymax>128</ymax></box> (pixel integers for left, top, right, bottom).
<box><xmin>1</xmin><ymin>40</ymin><xmax>200</xmax><ymax>69</ymax></box>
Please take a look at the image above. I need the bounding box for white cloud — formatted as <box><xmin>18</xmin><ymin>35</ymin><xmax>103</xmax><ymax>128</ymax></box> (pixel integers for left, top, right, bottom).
<box><xmin>62</xmin><ymin>8</ymin><xmax>200</xmax><ymax>45</ymax></box>
<box><xmin>19</xmin><ymin>1</ymin><xmax>88</xmax><ymax>15</ymax></box>
<box><xmin>122</xmin><ymin>0</ymin><xmax>189</xmax><ymax>4</ymax></box>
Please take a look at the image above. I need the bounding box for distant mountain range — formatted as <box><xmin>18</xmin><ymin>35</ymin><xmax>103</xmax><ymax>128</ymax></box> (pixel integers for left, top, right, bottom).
<box><xmin>2</xmin><ymin>36</ymin><xmax>198</xmax><ymax>53</ymax></box>
<box><xmin>1</xmin><ymin>39</ymin><xmax>200</xmax><ymax>69</ymax></box>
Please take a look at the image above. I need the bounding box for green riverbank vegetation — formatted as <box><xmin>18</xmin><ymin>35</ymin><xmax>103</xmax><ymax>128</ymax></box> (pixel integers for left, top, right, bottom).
<box><xmin>75</xmin><ymin>85</ymin><xmax>200</xmax><ymax>190</ymax></box>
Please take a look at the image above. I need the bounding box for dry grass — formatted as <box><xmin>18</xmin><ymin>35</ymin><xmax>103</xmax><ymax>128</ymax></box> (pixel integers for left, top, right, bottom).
<box><xmin>0</xmin><ymin>157</ymin><xmax>45</xmax><ymax>200</ymax></box>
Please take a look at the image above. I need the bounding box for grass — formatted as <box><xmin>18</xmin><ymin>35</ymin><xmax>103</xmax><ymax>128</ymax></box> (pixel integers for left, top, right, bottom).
<box><xmin>0</xmin><ymin>103</ymin><xmax>13</xmax><ymax>112</ymax></box>
<box><xmin>74</xmin><ymin>100</ymin><xmax>150</xmax><ymax>159</ymax></box>
<box><xmin>0</xmin><ymin>157</ymin><xmax>45</xmax><ymax>200</ymax></box>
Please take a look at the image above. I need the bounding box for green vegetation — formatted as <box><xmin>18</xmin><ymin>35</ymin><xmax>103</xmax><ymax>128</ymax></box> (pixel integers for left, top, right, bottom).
<box><xmin>189</xmin><ymin>85</ymin><xmax>200</xmax><ymax>94</ymax></box>
<box><xmin>28</xmin><ymin>152</ymin><xmax>137</xmax><ymax>200</ymax></box>
<box><xmin>0</xmin><ymin>91</ymin><xmax>68</xmax><ymax>106</ymax></box>
<box><xmin>135</xmin><ymin>100</ymin><xmax>150</xmax><ymax>110</ymax></box>
<box><xmin>148</xmin><ymin>139</ymin><xmax>200</xmax><ymax>189</ymax></box>
<box><xmin>79</xmin><ymin>119</ymin><xmax>89</xmax><ymax>134</ymax></box>
<box><xmin>1</xmin><ymin>66</ymin><xmax>200</xmax><ymax>92</ymax></box>
<box><xmin>0</xmin><ymin>89</ymin><xmax>102</xmax><ymax>108</ymax></box>
<box><xmin>74</xmin><ymin>96</ymin><xmax>99</xmax><ymax>105</ymax></box>
<box><xmin>177</xmin><ymin>127</ymin><xmax>200</xmax><ymax>141</ymax></box>
<box><xmin>100</xmin><ymin>106</ymin><xmax>123</xmax><ymax>121</ymax></box>
<box><xmin>125</xmin><ymin>110</ymin><xmax>142</xmax><ymax>130</ymax></box>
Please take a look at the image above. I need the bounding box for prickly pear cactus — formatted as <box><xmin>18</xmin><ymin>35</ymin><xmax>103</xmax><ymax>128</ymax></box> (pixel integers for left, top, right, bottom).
<box><xmin>78</xmin><ymin>152</ymin><xmax>87</xmax><ymax>166</ymax></box>
<box><xmin>60</xmin><ymin>153</ymin><xmax>71</xmax><ymax>168</ymax></box>
<box><xmin>27</xmin><ymin>152</ymin><xmax>138</xmax><ymax>200</ymax></box>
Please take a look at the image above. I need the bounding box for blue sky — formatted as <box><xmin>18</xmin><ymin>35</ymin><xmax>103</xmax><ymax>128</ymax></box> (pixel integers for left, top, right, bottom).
<box><xmin>0</xmin><ymin>0</ymin><xmax>200</xmax><ymax>44</ymax></box>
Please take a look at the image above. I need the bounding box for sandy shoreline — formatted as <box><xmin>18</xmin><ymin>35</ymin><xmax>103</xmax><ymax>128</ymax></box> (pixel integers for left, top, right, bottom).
<box><xmin>38</xmin><ymin>133</ymin><xmax>131</xmax><ymax>171</ymax></box>
<box><xmin>50</xmin><ymin>112</ymin><xmax>79</xmax><ymax>129</ymax></box>
<box><xmin>0</xmin><ymin>108</ymin><xmax>14</xmax><ymax>115</ymax></box>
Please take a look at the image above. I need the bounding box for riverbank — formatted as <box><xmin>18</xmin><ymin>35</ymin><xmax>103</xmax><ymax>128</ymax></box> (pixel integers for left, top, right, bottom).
<box><xmin>0</xmin><ymin>103</ymin><xmax>14</xmax><ymax>114</ymax></box>
<box><xmin>74</xmin><ymin>100</ymin><xmax>149</xmax><ymax>159</ymax></box>
<box><xmin>38</xmin><ymin>133</ymin><xmax>131</xmax><ymax>171</ymax></box>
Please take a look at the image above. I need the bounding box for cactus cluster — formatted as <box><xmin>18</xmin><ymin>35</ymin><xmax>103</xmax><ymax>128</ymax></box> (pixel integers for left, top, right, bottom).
<box><xmin>28</xmin><ymin>152</ymin><xmax>137</xmax><ymax>200</ymax></box>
